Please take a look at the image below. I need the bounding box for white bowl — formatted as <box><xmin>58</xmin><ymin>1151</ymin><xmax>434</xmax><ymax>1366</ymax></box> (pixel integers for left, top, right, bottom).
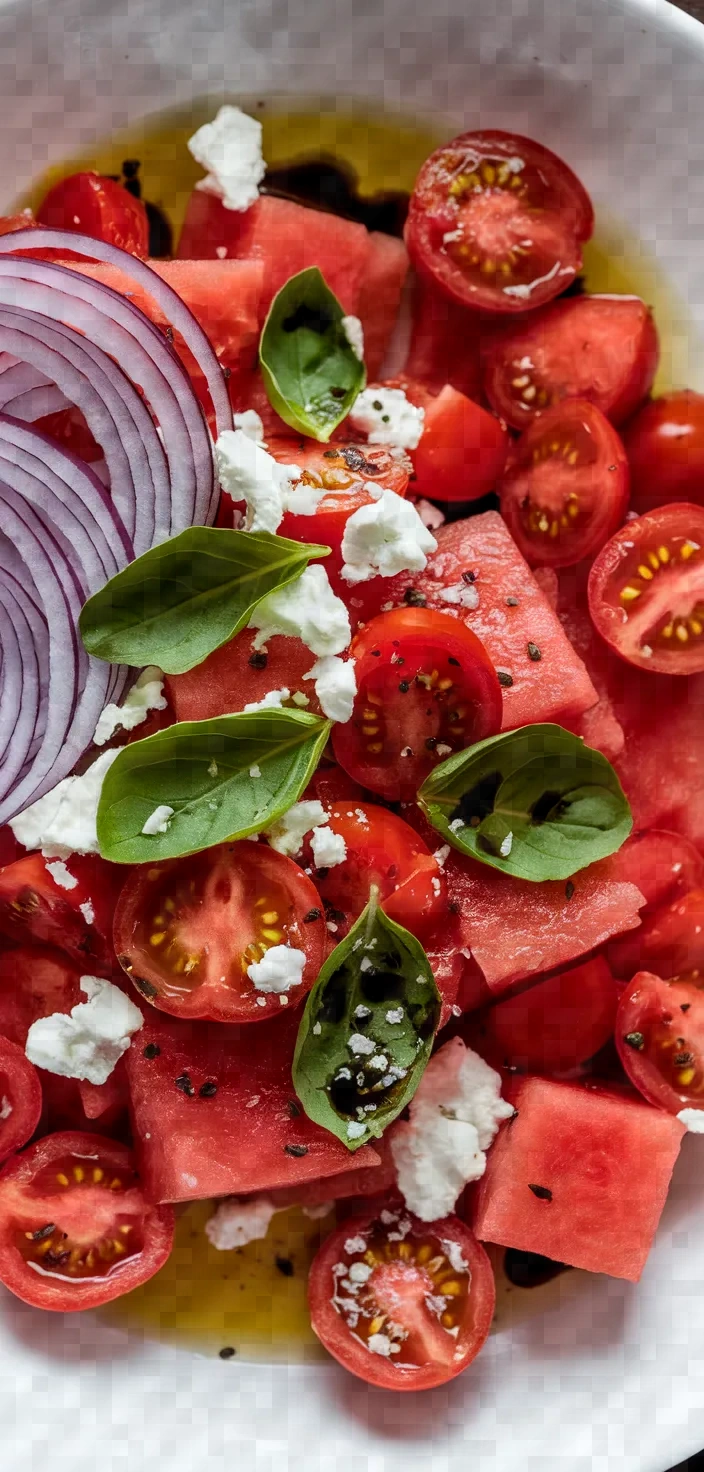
<box><xmin>2</xmin><ymin>0</ymin><xmax>704</xmax><ymax>1467</ymax></box>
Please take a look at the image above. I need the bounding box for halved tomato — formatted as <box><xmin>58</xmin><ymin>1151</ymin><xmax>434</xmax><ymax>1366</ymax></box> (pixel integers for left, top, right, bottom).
<box><xmin>482</xmin><ymin>295</ymin><xmax>659</xmax><ymax>430</ymax></box>
<box><xmin>624</xmin><ymin>391</ymin><xmax>704</xmax><ymax>513</ymax></box>
<box><xmin>410</xmin><ymin>384</ymin><xmax>509</xmax><ymax>503</ymax></box>
<box><xmin>303</xmin><ymin>801</ymin><xmax>446</xmax><ymax>939</ymax></box>
<box><xmin>0</xmin><ymin>1131</ymin><xmax>174</xmax><ymax>1310</ymax></box>
<box><xmin>607</xmin><ymin>830</ymin><xmax>704</xmax><ymax>979</ymax></box>
<box><xmin>36</xmin><ymin>171</ymin><xmax>149</xmax><ymax>256</ymax></box>
<box><xmin>588</xmin><ymin>504</ymin><xmax>704</xmax><ymax>674</ymax></box>
<box><xmin>405</xmin><ymin>130</ymin><xmax>593</xmax><ymax>315</ymax></box>
<box><xmin>114</xmin><ymin>840</ymin><xmax>327</xmax><ymax>1022</ymax></box>
<box><xmin>308</xmin><ymin>1202</ymin><xmax>495</xmax><ymax>1389</ymax></box>
<box><xmin>499</xmin><ymin>399</ymin><xmax>629</xmax><ymax>568</ymax></box>
<box><xmin>616</xmin><ymin>970</ymin><xmax>704</xmax><ymax>1117</ymax></box>
<box><xmin>331</xmin><ymin>607</ymin><xmax>502</xmax><ymax>801</ymax></box>
<box><xmin>469</xmin><ymin>956</ymin><xmax>618</xmax><ymax>1075</ymax></box>
<box><xmin>0</xmin><ymin>1036</ymin><xmax>43</xmax><ymax>1163</ymax></box>
<box><xmin>0</xmin><ymin>852</ymin><xmax>126</xmax><ymax>971</ymax></box>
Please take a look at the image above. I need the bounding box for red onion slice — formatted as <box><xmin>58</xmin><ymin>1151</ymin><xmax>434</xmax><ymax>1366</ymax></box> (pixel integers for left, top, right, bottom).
<box><xmin>0</xmin><ymin>576</ymin><xmax>40</xmax><ymax>791</ymax></box>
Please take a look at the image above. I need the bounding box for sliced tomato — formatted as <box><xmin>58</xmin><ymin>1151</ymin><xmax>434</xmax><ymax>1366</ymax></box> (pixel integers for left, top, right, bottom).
<box><xmin>303</xmin><ymin>801</ymin><xmax>446</xmax><ymax>939</ymax></box>
<box><xmin>331</xmin><ymin>607</ymin><xmax>502</xmax><ymax>801</ymax></box>
<box><xmin>0</xmin><ymin>1036</ymin><xmax>42</xmax><ymax>1163</ymax></box>
<box><xmin>410</xmin><ymin>384</ymin><xmax>508</xmax><ymax>503</ymax></box>
<box><xmin>36</xmin><ymin>172</ymin><xmax>149</xmax><ymax>256</ymax></box>
<box><xmin>616</xmin><ymin>969</ymin><xmax>704</xmax><ymax>1117</ymax></box>
<box><xmin>482</xmin><ymin>296</ymin><xmax>658</xmax><ymax>430</ymax></box>
<box><xmin>114</xmin><ymin>840</ymin><xmax>327</xmax><ymax>1023</ymax></box>
<box><xmin>308</xmin><ymin>1202</ymin><xmax>495</xmax><ymax>1389</ymax></box>
<box><xmin>624</xmin><ymin>391</ymin><xmax>704</xmax><ymax>513</ymax></box>
<box><xmin>606</xmin><ymin>830</ymin><xmax>704</xmax><ymax>979</ymax></box>
<box><xmin>166</xmin><ymin>629</ymin><xmax>325</xmax><ymax>723</ymax></box>
<box><xmin>470</xmin><ymin>957</ymin><xmax>618</xmax><ymax>1075</ymax></box>
<box><xmin>499</xmin><ymin>399</ymin><xmax>629</xmax><ymax>568</ymax></box>
<box><xmin>0</xmin><ymin>1131</ymin><xmax>173</xmax><ymax>1311</ymax></box>
<box><xmin>588</xmin><ymin>503</ymin><xmax>704</xmax><ymax>674</ymax></box>
<box><xmin>405</xmin><ymin>130</ymin><xmax>593</xmax><ymax>315</ymax></box>
<box><xmin>0</xmin><ymin>852</ymin><xmax>126</xmax><ymax>971</ymax></box>
<box><xmin>613</xmin><ymin>888</ymin><xmax>704</xmax><ymax>987</ymax></box>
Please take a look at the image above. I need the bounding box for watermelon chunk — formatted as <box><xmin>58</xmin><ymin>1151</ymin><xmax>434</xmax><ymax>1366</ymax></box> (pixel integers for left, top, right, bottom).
<box><xmin>470</xmin><ymin>1075</ymin><xmax>685</xmax><ymax>1280</ymax></box>
<box><xmin>166</xmin><ymin>630</ymin><xmax>325</xmax><ymax>723</ymax></box>
<box><xmin>357</xmin><ymin>231</ymin><xmax>409</xmax><ymax>377</ymax></box>
<box><xmin>125</xmin><ymin>1008</ymin><xmax>382</xmax><ymax>1204</ymax></box>
<box><xmin>371</xmin><ymin>512</ymin><xmax>599</xmax><ymax>729</ymax></box>
<box><xmin>404</xmin><ymin>275</ymin><xmax>484</xmax><ymax>401</ymax></box>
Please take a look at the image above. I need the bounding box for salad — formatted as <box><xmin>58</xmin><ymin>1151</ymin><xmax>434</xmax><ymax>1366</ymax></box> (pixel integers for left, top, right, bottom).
<box><xmin>0</xmin><ymin>103</ymin><xmax>701</xmax><ymax>1391</ymax></box>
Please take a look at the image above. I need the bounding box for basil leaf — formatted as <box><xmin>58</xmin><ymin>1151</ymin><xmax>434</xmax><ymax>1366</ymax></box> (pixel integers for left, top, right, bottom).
<box><xmin>418</xmin><ymin>723</ymin><xmax>632</xmax><ymax>882</ymax></box>
<box><xmin>97</xmin><ymin>709</ymin><xmax>331</xmax><ymax>863</ymax></box>
<box><xmin>292</xmin><ymin>895</ymin><xmax>440</xmax><ymax>1152</ymax></box>
<box><xmin>79</xmin><ymin>527</ymin><xmax>329</xmax><ymax>674</ymax></box>
<box><xmin>259</xmin><ymin>267</ymin><xmax>366</xmax><ymax>442</ymax></box>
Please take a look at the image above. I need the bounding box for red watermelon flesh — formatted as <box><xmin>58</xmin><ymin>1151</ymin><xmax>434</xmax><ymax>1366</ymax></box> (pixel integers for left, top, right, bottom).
<box><xmin>470</xmin><ymin>1075</ymin><xmax>685</xmax><ymax>1280</ymax></box>
<box><xmin>166</xmin><ymin>630</ymin><xmax>326</xmax><ymax>723</ymax></box>
<box><xmin>404</xmin><ymin>274</ymin><xmax>484</xmax><ymax>401</ymax></box>
<box><xmin>357</xmin><ymin>231</ymin><xmax>409</xmax><ymax>377</ymax></box>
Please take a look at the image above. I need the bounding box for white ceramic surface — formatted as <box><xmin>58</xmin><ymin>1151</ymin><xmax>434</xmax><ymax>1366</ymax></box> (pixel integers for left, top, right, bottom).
<box><xmin>1</xmin><ymin>0</ymin><xmax>704</xmax><ymax>1466</ymax></box>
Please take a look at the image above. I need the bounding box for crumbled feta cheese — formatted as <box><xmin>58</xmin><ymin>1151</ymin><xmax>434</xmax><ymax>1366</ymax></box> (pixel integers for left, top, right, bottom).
<box><xmin>390</xmin><ymin>1037</ymin><xmax>514</xmax><ymax>1221</ymax></box>
<box><xmin>206</xmin><ymin>1195</ymin><xmax>277</xmax><ymax>1250</ymax></box>
<box><xmin>249</xmin><ymin>565</ymin><xmax>351</xmax><ymax>659</ymax></box>
<box><xmin>45</xmin><ymin>860</ymin><xmax>78</xmax><ymax>891</ymax></box>
<box><xmin>431</xmin><ymin>877</ymin><xmax>442</xmax><ymax>896</ymax></box>
<box><xmin>499</xmin><ymin>831</ymin><xmax>513</xmax><ymax>858</ymax></box>
<box><xmin>291</xmin><ymin>691</ymin><xmax>310</xmax><ymax>708</ymax></box>
<box><xmin>341</xmin><ymin>314</ymin><xmax>365</xmax><ymax>361</ymax></box>
<box><xmin>243</xmin><ymin>687</ymin><xmax>290</xmax><ymax>713</ymax></box>
<box><xmin>0</xmin><ymin>1096</ymin><xmax>11</xmax><ymax>1120</ymax></box>
<box><xmin>10</xmin><ymin>749</ymin><xmax>122</xmax><ymax>859</ymax></box>
<box><xmin>25</xmin><ymin>976</ymin><xmax>143</xmax><ymax>1086</ymax></box>
<box><xmin>141</xmin><ymin>804</ymin><xmax>174</xmax><ymax>836</ymax></box>
<box><xmin>349</xmin><ymin>387</ymin><xmax>425</xmax><ymax>450</ymax></box>
<box><xmin>348</xmin><ymin>1033</ymin><xmax>376</xmax><ymax>1057</ymax></box>
<box><xmin>249</xmin><ymin>764</ymin><xmax>261</xmax><ymax>779</ymax></box>
<box><xmin>386</xmin><ymin>1007</ymin><xmax>404</xmax><ymax>1025</ymax></box>
<box><xmin>433</xmin><ymin>846</ymin><xmax>451</xmax><ymax>867</ymax></box>
<box><xmin>79</xmin><ymin>900</ymin><xmax>95</xmax><ymax>925</ymax></box>
<box><xmin>347</xmin><ymin>1120</ymin><xmax>367</xmax><ymax>1139</ymax></box>
<box><xmin>368</xmin><ymin>1332</ymin><xmax>394</xmax><ymax>1356</ymax></box>
<box><xmin>311</xmin><ymin>827</ymin><xmax>347</xmax><ymax>869</ymax></box>
<box><xmin>439</xmin><ymin>582</ymin><xmax>480</xmax><ymax>610</ymax></box>
<box><xmin>93</xmin><ymin>666</ymin><xmax>167</xmax><ymax>746</ymax></box>
<box><xmin>304</xmin><ymin>655</ymin><xmax>357</xmax><ymax>722</ymax></box>
<box><xmin>215</xmin><ymin>430</ymin><xmax>301</xmax><ymax>534</ymax></box>
<box><xmin>341</xmin><ymin>491</ymin><xmax>437</xmax><ymax>585</ymax></box>
<box><xmin>233</xmin><ymin>409</ymin><xmax>266</xmax><ymax>444</ymax></box>
<box><xmin>247</xmin><ymin>944</ymin><xmax>307</xmax><ymax>993</ymax></box>
<box><xmin>266</xmin><ymin>800</ymin><xmax>328</xmax><ymax>857</ymax></box>
<box><xmin>347</xmin><ymin>1260</ymin><xmax>372</xmax><ymax>1283</ymax></box>
<box><xmin>344</xmin><ymin>1235</ymin><xmax>368</xmax><ymax>1254</ymax></box>
<box><xmin>435</xmin><ymin>744</ymin><xmax>452</xmax><ymax>758</ymax></box>
<box><xmin>188</xmin><ymin>105</ymin><xmax>265</xmax><ymax>212</ymax></box>
<box><xmin>677</xmin><ymin>1108</ymin><xmax>704</xmax><ymax>1132</ymax></box>
<box><xmin>415</xmin><ymin>498</ymin><xmax>446</xmax><ymax>531</ymax></box>
<box><xmin>449</xmin><ymin>818</ymin><xmax>464</xmax><ymax>833</ymax></box>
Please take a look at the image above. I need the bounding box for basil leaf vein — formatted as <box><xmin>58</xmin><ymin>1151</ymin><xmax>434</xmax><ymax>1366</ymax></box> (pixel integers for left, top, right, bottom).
<box><xmin>293</xmin><ymin>895</ymin><xmax>440</xmax><ymax>1152</ymax></box>
<box><xmin>97</xmin><ymin>709</ymin><xmax>331</xmax><ymax>863</ymax></box>
<box><xmin>418</xmin><ymin>723</ymin><xmax>632</xmax><ymax>882</ymax></box>
<box><xmin>259</xmin><ymin>267</ymin><xmax>366</xmax><ymax>442</ymax></box>
<box><xmin>79</xmin><ymin>527</ymin><xmax>330</xmax><ymax>674</ymax></box>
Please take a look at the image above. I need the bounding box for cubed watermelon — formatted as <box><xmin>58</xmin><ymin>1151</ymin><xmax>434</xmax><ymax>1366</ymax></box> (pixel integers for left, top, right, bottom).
<box><xmin>470</xmin><ymin>1075</ymin><xmax>685</xmax><ymax>1280</ymax></box>
<box><xmin>404</xmin><ymin>275</ymin><xmax>484</xmax><ymax>401</ymax></box>
<box><xmin>166</xmin><ymin>630</ymin><xmax>325</xmax><ymax>723</ymax></box>
<box><xmin>357</xmin><ymin>231</ymin><xmax>409</xmax><ymax>377</ymax></box>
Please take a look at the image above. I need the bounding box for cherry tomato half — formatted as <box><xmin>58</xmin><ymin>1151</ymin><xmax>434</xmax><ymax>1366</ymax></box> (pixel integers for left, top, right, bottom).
<box><xmin>304</xmin><ymin>802</ymin><xmax>446</xmax><ymax>939</ymax></box>
<box><xmin>0</xmin><ymin>852</ymin><xmax>126</xmax><ymax>971</ymax></box>
<box><xmin>308</xmin><ymin>1202</ymin><xmax>495</xmax><ymax>1389</ymax></box>
<box><xmin>36</xmin><ymin>171</ymin><xmax>149</xmax><ymax>257</ymax></box>
<box><xmin>410</xmin><ymin>384</ymin><xmax>509</xmax><ymax>503</ymax></box>
<box><xmin>331</xmin><ymin>607</ymin><xmax>503</xmax><ymax>802</ymax></box>
<box><xmin>470</xmin><ymin>956</ymin><xmax>618</xmax><ymax>1075</ymax></box>
<box><xmin>623</xmin><ymin>391</ymin><xmax>704</xmax><ymax>513</ymax></box>
<box><xmin>0</xmin><ymin>1131</ymin><xmax>174</xmax><ymax>1311</ymax></box>
<box><xmin>482</xmin><ymin>295</ymin><xmax>659</xmax><ymax>430</ymax></box>
<box><xmin>606</xmin><ymin>830</ymin><xmax>704</xmax><ymax>980</ymax></box>
<box><xmin>616</xmin><ymin>970</ymin><xmax>704</xmax><ymax>1117</ymax></box>
<box><xmin>114</xmin><ymin>840</ymin><xmax>327</xmax><ymax>1022</ymax></box>
<box><xmin>588</xmin><ymin>503</ymin><xmax>704</xmax><ymax>673</ymax></box>
<box><xmin>405</xmin><ymin>130</ymin><xmax>593</xmax><ymax>315</ymax></box>
<box><xmin>499</xmin><ymin>398</ymin><xmax>629</xmax><ymax>568</ymax></box>
<box><xmin>0</xmin><ymin>1036</ymin><xmax>43</xmax><ymax>1164</ymax></box>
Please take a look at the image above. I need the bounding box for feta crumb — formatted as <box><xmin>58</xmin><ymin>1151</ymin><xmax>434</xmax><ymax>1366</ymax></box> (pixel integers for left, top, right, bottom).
<box><xmin>431</xmin><ymin>877</ymin><xmax>441</xmax><ymax>896</ymax></box>
<box><xmin>79</xmin><ymin>900</ymin><xmax>95</xmax><ymax>925</ymax></box>
<box><xmin>304</xmin><ymin>655</ymin><xmax>357</xmax><ymax>723</ymax></box>
<box><xmin>347</xmin><ymin>1260</ymin><xmax>372</xmax><ymax>1283</ymax></box>
<box><xmin>349</xmin><ymin>387</ymin><xmax>425</xmax><ymax>450</ymax></box>
<box><xmin>499</xmin><ymin>831</ymin><xmax>513</xmax><ymax>858</ymax></box>
<box><xmin>439</xmin><ymin>581</ymin><xmax>480</xmax><ymax>610</ymax></box>
<box><xmin>266</xmin><ymin>799</ymin><xmax>328</xmax><ymax>857</ymax></box>
<box><xmin>311</xmin><ymin>826</ymin><xmax>347</xmax><ymax>869</ymax></box>
<box><xmin>247</xmin><ymin>944</ymin><xmax>307</xmax><ymax>994</ymax></box>
<box><xmin>341</xmin><ymin>490</ymin><xmax>437</xmax><ymax>584</ymax></box>
<box><xmin>249</xmin><ymin>765</ymin><xmax>262</xmax><ymax>779</ymax></box>
<box><xmin>10</xmin><ymin>748</ymin><xmax>122</xmax><ymax>859</ymax></box>
<box><xmin>93</xmin><ymin>666</ymin><xmax>167</xmax><ymax>747</ymax></box>
<box><xmin>344</xmin><ymin>1235</ymin><xmax>367</xmax><ymax>1254</ymax></box>
<box><xmin>678</xmin><ymin>1108</ymin><xmax>704</xmax><ymax>1132</ymax></box>
<box><xmin>233</xmin><ymin>409</ymin><xmax>266</xmax><ymax>444</ymax></box>
<box><xmin>291</xmin><ymin>691</ymin><xmax>310</xmax><ymax>707</ymax></box>
<box><xmin>312</xmin><ymin>1022</ymin><xmax>322</xmax><ymax>1036</ymax></box>
<box><xmin>433</xmin><ymin>846</ymin><xmax>451</xmax><ymax>867</ymax></box>
<box><xmin>435</xmin><ymin>744</ymin><xmax>452</xmax><ymax>758</ymax></box>
<box><xmin>415</xmin><ymin>498</ymin><xmax>446</xmax><ymax>531</ymax></box>
<box><xmin>347</xmin><ymin>1120</ymin><xmax>367</xmax><ymax>1139</ymax></box>
<box><xmin>348</xmin><ymin>1033</ymin><xmax>376</xmax><ymax>1057</ymax></box>
<box><xmin>368</xmin><ymin>1332</ymin><xmax>393</xmax><ymax>1356</ymax></box>
<box><xmin>386</xmin><ymin>1007</ymin><xmax>404</xmax><ymax>1025</ymax></box>
<box><xmin>25</xmin><ymin>976</ymin><xmax>143</xmax><ymax>1086</ymax></box>
<box><xmin>46</xmin><ymin>860</ymin><xmax>78</xmax><ymax>891</ymax></box>
<box><xmin>341</xmin><ymin>314</ymin><xmax>365</xmax><ymax>361</ymax></box>
<box><xmin>0</xmin><ymin>1096</ymin><xmax>11</xmax><ymax>1120</ymax></box>
<box><xmin>449</xmin><ymin>818</ymin><xmax>464</xmax><ymax>833</ymax></box>
<box><xmin>390</xmin><ymin>1037</ymin><xmax>514</xmax><ymax>1221</ymax></box>
<box><xmin>188</xmin><ymin>105</ymin><xmax>265</xmax><ymax>212</ymax></box>
<box><xmin>243</xmin><ymin>687</ymin><xmax>290</xmax><ymax>713</ymax></box>
<box><xmin>215</xmin><ymin>244</ymin><xmax>228</xmax><ymax>259</ymax></box>
<box><xmin>249</xmin><ymin>565</ymin><xmax>351</xmax><ymax>659</ymax></box>
<box><xmin>141</xmin><ymin>804</ymin><xmax>174</xmax><ymax>836</ymax></box>
<box><xmin>354</xmin><ymin>808</ymin><xmax>369</xmax><ymax>826</ymax></box>
<box><xmin>215</xmin><ymin>430</ymin><xmax>301</xmax><ymax>534</ymax></box>
<box><xmin>206</xmin><ymin>1195</ymin><xmax>277</xmax><ymax>1250</ymax></box>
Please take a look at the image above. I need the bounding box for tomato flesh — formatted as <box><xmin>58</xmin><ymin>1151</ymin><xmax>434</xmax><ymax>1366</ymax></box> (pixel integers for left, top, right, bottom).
<box><xmin>332</xmin><ymin>607</ymin><xmax>502</xmax><ymax>801</ymax></box>
<box><xmin>36</xmin><ymin>172</ymin><xmax>149</xmax><ymax>256</ymax></box>
<box><xmin>588</xmin><ymin>503</ymin><xmax>704</xmax><ymax>674</ymax></box>
<box><xmin>0</xmin><ymin>852</ymin><xmax>126</xmax><ymax>971</ymax></box>
<box><xmin>616</xmin><ymin>970</ymin><xmax>704</xmax><ymax>1116</ymax></box>
<box><xmin>308</xmin><ymin>1203</ymin><xmax>495</xmax><ymax>1389</ymax></box>
<box><xmin>482</xmin><ymin>295</ymin><xmax>658</xmax><ymax>430</ymax></box>
<box><xmin>304</xmin><ymin>801</ymin><xmax>446</xmax><ymax>939</ymax></box>
<box><xmin>406</xmin><ymin>130</ymin><xmax>593</xmax><ymax>315</ymax></box>
<box><xmin>0</xmin><ymin>1131</ymin><xmax>173</xmax><ymax>1310</ymax></box>
<box><xmin>0</xmin><ymin>1036</ymin><xmax>43</xmax><ymax>1163</ymax></box>
<box><xmin>606</xmin><ymin>830</ymin><xmax>704</xmax><ymax>979</ymax></box>
<box><xmin>624</xmin><ymin>391</ymin><xmax>704</xmax><ymax>513</ymax></box>
<box><xmin>470</xmin><ymin>956</ymin><xmax>618</xmax><ymax>1075</ymax></box>
<box><xmin>499</xmin><ymin>398</ymin><xmax>629</xmax><ymax>568</ymax></box>
<box><xmin>114</xmin><ymin>840</ymin><xmax>327</xmax><ymax>1022</ymax></box>
<box><xmin>410</xmin><ymin>383</ymin><xmax>509</xmax><ymax>503</ymax></box>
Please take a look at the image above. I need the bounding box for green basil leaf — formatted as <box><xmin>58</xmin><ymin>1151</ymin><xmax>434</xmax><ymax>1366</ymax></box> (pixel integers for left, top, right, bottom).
<box><xmin>418</xmin><ymin>723</ymin><xmax>632</xmax><ymax>882</ymax></box>
<box><xmin>259</xmin><ymin>267</ymin><xmax>366</xmax><ymax>442</ymax></box>
<box><xmin>97</xmin><ymin>709</ymin><xmax>331</xmax><ymax>863</ymax></box>
<box><xmin>292</xmin><ymin>894</ymin><xmax>440</xmax><ymax>1152</ymax></box>
<box><xmin>79</xmin><ymin>527</ymin><xmax>329</xmax><ymax>674</ymax></box>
